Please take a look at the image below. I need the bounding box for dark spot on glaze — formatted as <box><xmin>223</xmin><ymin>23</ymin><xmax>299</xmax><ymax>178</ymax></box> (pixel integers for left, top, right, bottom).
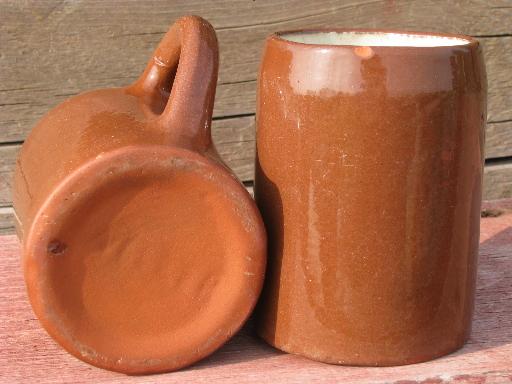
<box><xmin>47</xmin><ymin>240</ymin><xmax>67</xmax><ymax>255</ymax></box>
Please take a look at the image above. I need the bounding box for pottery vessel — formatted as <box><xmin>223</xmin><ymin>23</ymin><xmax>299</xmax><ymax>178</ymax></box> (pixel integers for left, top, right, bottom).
<box><xmin>255</xmin><ymin>29</ymin><xmax>486</xmax><ymax>365</ymax></box>
<box><xmin>13</xmin><ymin>15</ymin><xmax>266</xmax><ymax>374</ymax></box>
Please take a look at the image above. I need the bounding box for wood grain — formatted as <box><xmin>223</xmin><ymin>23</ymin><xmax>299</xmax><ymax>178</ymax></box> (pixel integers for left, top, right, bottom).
<box><xmin>1</xmin><ymin>1</ymin><xmax>511</xmax><ymax>142</ymax></box>
<box><xmin>486</xmin><ymin>120</ymin><xmax>512</xmax><ymax>159</ymax></box>
<box><xmin>1</xmin><ymin>202</ymin><xmax>511</xmax><ymax>383</ymax></box>
<box><xmin>0</xmin><ymin>207</ymin><xmax>15</xmax><ymax>236</ymax></box>
<box><xmin>0</xmin><ymin>145</ymin><xmax>17</xmax><ymax>207</ymax></box>
<box><xmin>483</xmin><ymin>36</ymin><xmax>512</xmax><ymax>124</ymax></box>
<box><xmin>484</xmin><ymin>160</ymin><xmax>512</xmax><ymax>201</ymax></box>
<box><xmin>0</xmin><ymin>0</ymin><xmax>511</xmax><ymax>207</ymax></box>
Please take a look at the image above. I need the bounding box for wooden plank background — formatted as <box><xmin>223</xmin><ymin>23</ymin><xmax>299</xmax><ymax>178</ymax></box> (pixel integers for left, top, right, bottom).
<box><xmin>1</xmin><ymin>0</ymin><xmax>511</xmax><ymax>233</ymax></box>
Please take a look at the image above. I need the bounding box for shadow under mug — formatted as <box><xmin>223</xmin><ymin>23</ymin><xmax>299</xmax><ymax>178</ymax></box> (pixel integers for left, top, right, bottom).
<box><xmin>255</xmin><ymin>29</ymin><xmax>486</xmax><ymax>366</ymax></box>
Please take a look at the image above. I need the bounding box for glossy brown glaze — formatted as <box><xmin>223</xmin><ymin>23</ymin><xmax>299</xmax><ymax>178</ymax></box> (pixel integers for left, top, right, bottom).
<box><xmin>255</xmin><ymin>29</ymin><xmax>486</xmax><ymax>366</ymax></box>
<box><xmin>13</xmin><ymin>16</ymin><xmax>266</xmax><ymax>374</ymax></box>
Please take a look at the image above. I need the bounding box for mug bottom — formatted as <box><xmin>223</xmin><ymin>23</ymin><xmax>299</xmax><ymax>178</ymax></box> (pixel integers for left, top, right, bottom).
<box><xmin>23</xmin><ymin>145</ymin><xmax>265</xmax><ymax>374</ymax></box>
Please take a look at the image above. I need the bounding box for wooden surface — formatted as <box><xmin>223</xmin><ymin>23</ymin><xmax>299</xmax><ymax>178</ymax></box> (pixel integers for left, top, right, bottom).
<box><xmin>1</xmin><ymin>0</ymin><xmax>511</xmax><ymax>220</ymax></box>
<box><xmin>0</xmin><ymin>199</ymin><xmax>511</xmax><ymax>383</ymax></box>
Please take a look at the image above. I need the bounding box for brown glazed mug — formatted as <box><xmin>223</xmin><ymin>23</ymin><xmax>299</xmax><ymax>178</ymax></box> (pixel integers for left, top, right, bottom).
<box><xmin>255</xmin><ymin>30</ymin><xmax>486</xmax><ymax>366</ymax></box>
<box><xmin>13</xmin><ymin>16</ymin><xmax>266</xmax><ymax>374</ymax></box>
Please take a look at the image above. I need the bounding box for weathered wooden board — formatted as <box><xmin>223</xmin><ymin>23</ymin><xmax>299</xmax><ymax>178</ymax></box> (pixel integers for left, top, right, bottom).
<box><xmin>481</xmin><ymin>36</ymin><xmax>512</xmax><ymax>124</ymax></box>
<box><xmin>0</xmin><ymin>207</ymin><xmax>15</xmax><ymax>236</ymax></box>
<box><xmin>0</xmin><ymin>145</ymin><xmax>17</xmax><ymax>207</ymax></box>
<box><xmin>486</xmin><ymin>120</ymin><xmax>512</xmax><ymax>159</ymax></box>
<box><xmin>1</xmin><ymin>0</ymin><xmax>511</xmax><ymax>208</ymax></box>
<box><xmin>1</xmin><ymin>204</ymin><xmax>511</xmax><ymax>383</ymax></box>
<box><xmin>1</xmin><ymin>1</ymin><xmax>511</xmax><ymax>142</ymax></box>
<box><xmin>484</xmin><ymin>161</ymin><xmax>512</xmax><ymax>201</ymax></box>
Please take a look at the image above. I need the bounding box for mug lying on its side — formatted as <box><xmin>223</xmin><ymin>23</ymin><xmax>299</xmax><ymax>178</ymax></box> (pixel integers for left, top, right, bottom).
<box><xmin>13</xmin><ymin>15</ymin><xmax>266</xmax><ymax>374</ymax></box>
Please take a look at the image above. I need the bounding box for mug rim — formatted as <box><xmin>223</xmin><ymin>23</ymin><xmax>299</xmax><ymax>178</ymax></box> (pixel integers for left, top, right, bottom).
<box><xmin>270</xmin><ymin>28</ymin><xmax>478</xmax><ymax>49</ymax></box>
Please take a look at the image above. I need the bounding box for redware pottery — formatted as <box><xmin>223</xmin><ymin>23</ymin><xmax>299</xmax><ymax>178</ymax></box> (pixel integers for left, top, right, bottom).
<box><xmin>13</xmin><ymin>15</ymin><xmax>266</xmax><ymax>374</ymax></box>
<box><xmin>255</xmin><ymin>29</ymin><xmax>486</xmax><ymax>366</ymax></box>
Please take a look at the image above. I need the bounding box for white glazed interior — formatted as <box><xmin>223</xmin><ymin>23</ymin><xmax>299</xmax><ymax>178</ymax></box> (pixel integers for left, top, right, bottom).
<box><xmin>281</xmin><ymin>31</ymin><xmax>471</xmax><ymax>47</ymax></box>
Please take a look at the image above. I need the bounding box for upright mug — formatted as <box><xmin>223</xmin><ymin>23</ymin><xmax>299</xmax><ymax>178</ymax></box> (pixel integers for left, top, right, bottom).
<box><xmin>255</xmin><ymin>29</ymin><xmax>486</xmax><ymax>365</ymax></box>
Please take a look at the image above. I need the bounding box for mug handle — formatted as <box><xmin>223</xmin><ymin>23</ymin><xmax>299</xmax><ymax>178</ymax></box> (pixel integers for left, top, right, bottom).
<box><xmin>131</xmin><ymin>15</ymin><xmax>218</xmax><ymax>152</ymax></box>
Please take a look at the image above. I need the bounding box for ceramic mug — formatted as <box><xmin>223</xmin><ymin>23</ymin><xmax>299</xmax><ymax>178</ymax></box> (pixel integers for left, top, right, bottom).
<box><xmin>255</xmin><ymin>29</ymin><xmax>486</xmax><ymax>365</ymax></box>
<box><xmin>13</xmin><ymin>16</ymin><xmax>266</xmax><ymax>374</ymax></box>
